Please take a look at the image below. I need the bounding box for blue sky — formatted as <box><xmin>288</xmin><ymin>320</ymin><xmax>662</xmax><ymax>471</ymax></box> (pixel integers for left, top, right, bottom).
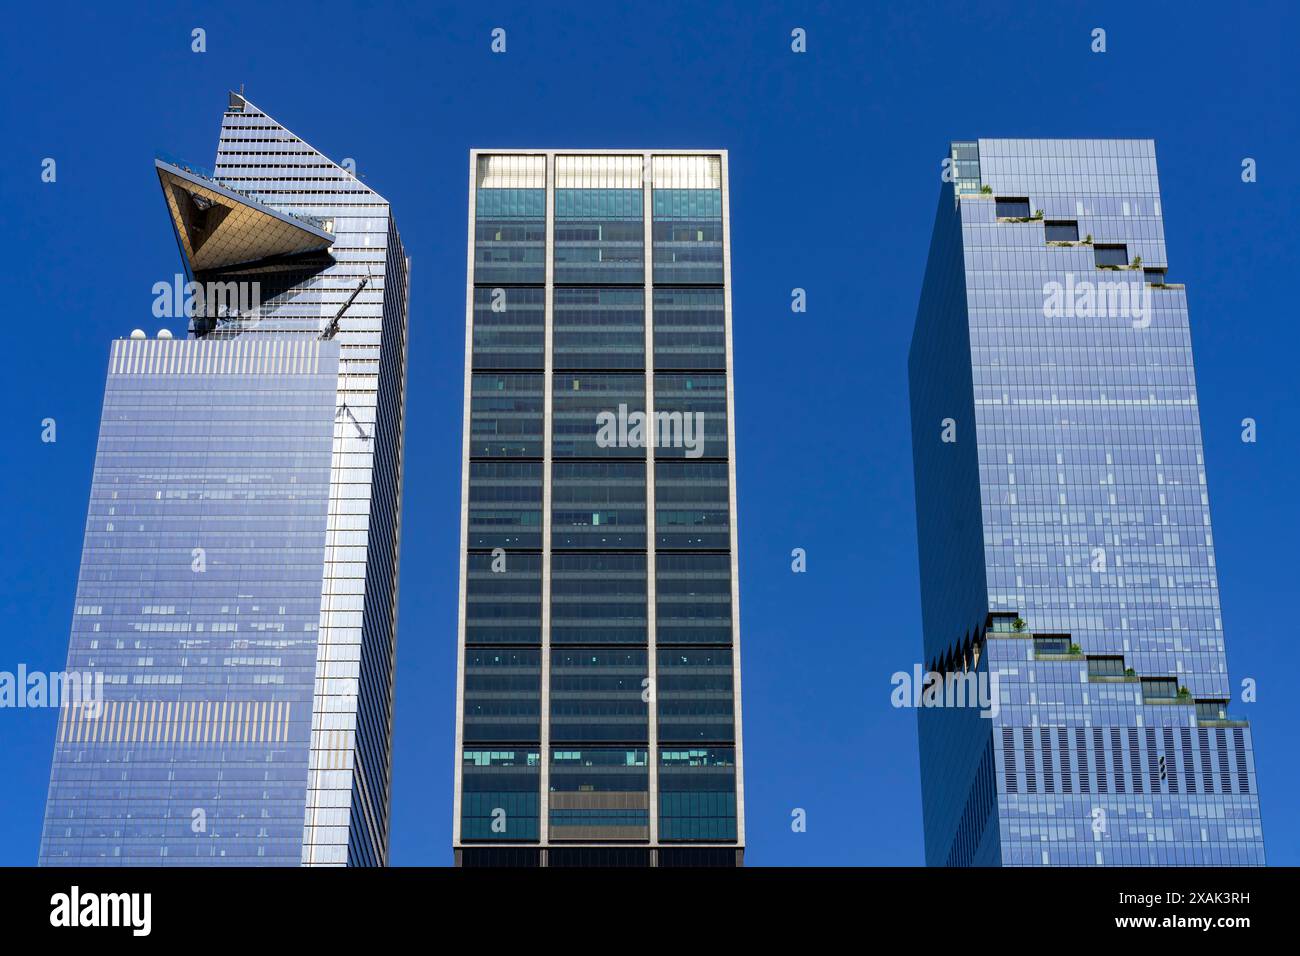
<box><xmin>0</xmin><ymin>0</ymin><xmax>1296</xmax><ymax>866</ymax></box>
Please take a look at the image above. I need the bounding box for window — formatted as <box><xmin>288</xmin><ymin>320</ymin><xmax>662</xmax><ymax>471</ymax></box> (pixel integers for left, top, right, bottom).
<box><xmin>1033</xmin><ymin>635</ymin><xmax>1070</xmax><ymax>655</ymax></box>
<box><xmin>1141</xmin><ymin>677</ymin><xmax>1180</xmax><ymax>701</ymax></box>
<box><xmin>1044</xmin><ymin>220</ymin><xmax>1079</xmax><ymax>242</ymax></box>
<box><xmin>1093</xmin><ymin>244</ymin><xmax>1129</xmax><ymax>267</ymax></box>
<box><xmin>1197</xmin><ymin>700</ymin><xmax>1229</xmax><ymax>721</ymax></box>
<box><xmin>1087</xmin><ymin>655</ymin><xmax>1126</xmax><ymax>678</ymax></box>
<box><xmin>995</xmin><ymin>198</ymin><xmax>1031</xmax><ymax>219</ymax></box>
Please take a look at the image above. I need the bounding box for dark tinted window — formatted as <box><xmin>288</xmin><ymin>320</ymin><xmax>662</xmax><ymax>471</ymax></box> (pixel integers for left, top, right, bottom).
<box><xmin>1142</xmin><ymin>678</ymin><xmax>1180</xmax><ymax>700</ymax></box>
<box><xmin>1094</xmin><ymin>244</ymin><xmax>1129</xmax><ymax>267</ymax></box>
<box><xmin>1044</xmin><ymin>220</ymin><xmax>1079</xmax><ymax>242</ymax></box>
<box><xmin>1087</xmin><ymin>656</ymin><xmax>1126</xmax><ymax>677</ymax></box>
<box><xmin>996</xmin><ymin>198</ymin><xmax>1031</xmax><ymax>218</ymax></box>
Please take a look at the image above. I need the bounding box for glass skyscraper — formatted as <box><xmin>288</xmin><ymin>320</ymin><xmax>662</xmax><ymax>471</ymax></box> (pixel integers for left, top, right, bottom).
<box><xmin>455</xmin><ymin>152</ymin><xmax>744</xmax><ymax>866</ymax></box>
<box><xmin>40</xmin><ymin>93</ymin><xmax>410</xmax><ymax>866</ymax></box>
<box><xmin>909</xmin><ymin>139</ymin><xmax>1264</xmax><ymax>866</ymax></box>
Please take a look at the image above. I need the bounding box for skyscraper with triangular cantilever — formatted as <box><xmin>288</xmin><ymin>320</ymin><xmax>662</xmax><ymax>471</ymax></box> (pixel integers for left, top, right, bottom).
<box><xmin>40</xmin><ymin>92</ymin><xmax>409</xmax><ymax>866</ymax></box>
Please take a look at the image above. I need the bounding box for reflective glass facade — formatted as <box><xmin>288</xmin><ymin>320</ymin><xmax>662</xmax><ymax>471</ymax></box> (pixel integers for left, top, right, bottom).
<box><xmin>456</xmin><ymin>152</ymin><xmax>743</xmax><ymax>866</ymax></box>
<box><xmin>40</xmin><ymin>337</ymin><xmax>338</xmax><ymax>865</ymax></box>
<box><xmin>40</xmin><ymin>94</ymin><xmax>410</xmax><ymax>867</ymax></box>
<box><xmin>909</xmin><ymin>139</ymin><xmax>1264</xmax><ymax>866</ymax></box>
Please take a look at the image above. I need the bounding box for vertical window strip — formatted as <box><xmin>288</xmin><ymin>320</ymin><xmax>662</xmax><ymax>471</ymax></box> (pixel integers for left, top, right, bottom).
<box><xmin>1215</xmin><ymin>729</ymin><xmax>1232</xmax><ymax>794</ymax></box>
<box><xmin>1163</xmin><ymin>728</ymin><xmax>1179</xmax><ymax>793</ymax></box>
<box><xmin>1128</xmin><ymin>728</ymin><xmax>1144</xmax><ymax>794</ymax></box>
<box><xmin>1181</xmin><ymin>727</ymin><xmax>1197</xmax><ymax>793</ymax></box>
<box><xmin>1110</xmin><ymin>729</ymin><xmax>1126</xmax><ymax>794</ymax></box>
<box><xmin>1002</xmin><ymin>728</ymin><xmax>1017</xmax><ymax>794</ymax></box>
<box><xmin>1233</xmin><ymin>729</ymin><xmax>1250</xmax><ymax>794</ymax></box>
<box><xmin>1075</xmin><ymin>728</ymin><xmax>1090</xmax><ymax>793</ymax></box>
<box><xmin>1022</xmin><ymin>727</ymin><xmax>1036</xmax><ymax>794</ymax></box>
<box><xmin>1093</xmin><ymin>728</ymin><xmax>1108</xmax><ymax>793</ymax></box>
